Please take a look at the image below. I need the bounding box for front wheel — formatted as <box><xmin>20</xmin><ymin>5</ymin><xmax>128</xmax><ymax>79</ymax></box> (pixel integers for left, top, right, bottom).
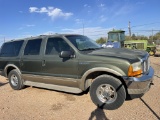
<box><xmin>8</xmin><ymin>69</ymin><xmax>24</xmax><ymax>90</ymax></box>
<box><xmin>90</xmin><ymin>75</ymin><xmax>126</xmax><ymax>110</ymax></box>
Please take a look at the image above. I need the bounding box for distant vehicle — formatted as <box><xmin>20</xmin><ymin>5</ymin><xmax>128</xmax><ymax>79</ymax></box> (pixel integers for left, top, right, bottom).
<box><xmin>104</xmin><ymin>30</ymin><xmax>125</xmax><ymax>48</ymax></box>
<box><xmin>103</xmin><ymin>30</ymin><xmax>156</xmax><ymax>55</ymax></box>
<box><xmin>124</xmin><ymin>40</ymin><xmax>156</xmax><ymax>56</ymax></box>
<box><xmin>154</xmin><ymin>45</ymin><xmax>160</xmax><ymax>56</ymax></box>
<box><xmin>124</xmin><ymin>40</ymin><xmax>147</xmax><ymax>50</ymax></box>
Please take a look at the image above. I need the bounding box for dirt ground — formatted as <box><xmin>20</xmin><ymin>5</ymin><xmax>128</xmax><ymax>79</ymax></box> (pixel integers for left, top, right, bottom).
<box><xmin>0</xmin><ymin>56</ymin><xmax>160</xmax><ymax>120</ymax></box>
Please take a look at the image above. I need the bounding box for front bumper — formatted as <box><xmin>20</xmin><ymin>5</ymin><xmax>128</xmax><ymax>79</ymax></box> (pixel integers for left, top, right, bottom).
<box><xmin>123</xmin><ymin>67</ymin><xmax>154</xmax><ymax>98</ymax></box>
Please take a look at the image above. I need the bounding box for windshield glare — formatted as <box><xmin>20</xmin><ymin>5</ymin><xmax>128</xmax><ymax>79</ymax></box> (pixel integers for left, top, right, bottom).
<box><xmin>65</xmin><ymin>35</ymin><xmax>101</xmax><ymax>51</ymax></box>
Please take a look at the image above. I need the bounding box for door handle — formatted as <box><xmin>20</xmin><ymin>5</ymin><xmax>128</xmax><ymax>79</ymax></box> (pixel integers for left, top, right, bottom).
<box><xmin>42</xmin><ymin>60</ymin><xmax>46</xmax><ymax>66</ymax></box>
<box><xmin>20</xmin><ymin>60</ymin><xmax>23</xmax><ymax>66</ymax></box>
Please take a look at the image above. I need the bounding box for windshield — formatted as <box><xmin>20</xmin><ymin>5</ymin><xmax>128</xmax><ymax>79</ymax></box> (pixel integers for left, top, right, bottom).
<box><xmin>108</xmin><ymin>32</ymin><xmax>125</xmax><ymax>42</ymax></box>
<box><xmin>65</xmin><ymin>35</ymin><xmax>101</xmax><ymax>51</ymax></box>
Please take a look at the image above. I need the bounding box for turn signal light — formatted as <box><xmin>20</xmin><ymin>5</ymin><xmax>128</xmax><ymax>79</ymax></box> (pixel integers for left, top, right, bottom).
<box><xmin>128</xmin><ymin>65</ymin><xmax>142</xmax><ymax>77</ymax></box>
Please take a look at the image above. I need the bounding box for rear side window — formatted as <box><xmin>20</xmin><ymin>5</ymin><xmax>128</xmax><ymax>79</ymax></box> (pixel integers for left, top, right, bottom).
<box><xmin>24</xmin><ymin>39</ymin><xmax>42</xmax><ymax>55</ymax></box>
<box><xmin>0</xmin><ymin>40</ymin><xmax>24</xmax><ymax>57</ymax></box>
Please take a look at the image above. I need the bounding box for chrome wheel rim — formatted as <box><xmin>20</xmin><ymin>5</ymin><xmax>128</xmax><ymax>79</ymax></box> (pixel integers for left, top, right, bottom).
<box><xmin>96</xmin><ymin>84</ymin><xmax>117</xmax><ymax>104</ymax></box>
<box><xmin>10</xmin><ymin>74</ymin><xmax>18</xmax><ymax>86</ymax></box>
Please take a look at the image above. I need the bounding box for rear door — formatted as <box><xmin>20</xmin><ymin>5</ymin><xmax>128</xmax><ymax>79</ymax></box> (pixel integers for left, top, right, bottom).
<box><xmin>20</xmin><ymin>39</ymin><xmax>43</xmax><ymax>78</ymax></box>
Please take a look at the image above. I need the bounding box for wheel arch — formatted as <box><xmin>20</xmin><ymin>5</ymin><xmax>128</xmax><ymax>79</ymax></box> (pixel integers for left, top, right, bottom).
<box><xmin>80</xmin><ymin>67</ymin><xmax>127</xmax><ymax>94</ymax></box>
<box><xmin>4</xmin><ymin>64</ymin><xmax>21</xmax><ymax>77</ymax></box>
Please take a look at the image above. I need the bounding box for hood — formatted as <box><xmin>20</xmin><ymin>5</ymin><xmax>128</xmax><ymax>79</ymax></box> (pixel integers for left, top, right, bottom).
<box><xmin>88</xmin><ymin>48</ymin><xmax>148</xmax><ymax>61</ymax></box>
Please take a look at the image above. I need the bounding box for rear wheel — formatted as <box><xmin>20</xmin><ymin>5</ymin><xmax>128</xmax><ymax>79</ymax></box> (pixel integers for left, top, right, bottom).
<box><xmin>90</xmin><ymin>75</ymin><xmax>126</xmax><ymax>110</ymax></box>
<box><xmin>8</xmin><ymin>69</ymin><xmax>24</xmax><ymax>90</ymax></box>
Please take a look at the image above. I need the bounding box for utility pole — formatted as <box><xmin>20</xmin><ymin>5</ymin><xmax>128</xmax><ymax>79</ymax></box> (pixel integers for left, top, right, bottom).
<box><xmin>83</xmin><ymin>23</ymin><xmax>84</xmax><ymax>35</ymax></box>
<box><xmin>152</xmin><ymin>29</ymin><xmax>153</xmax><ymax>41</ymax></box>
<box><xmin>128</xmin><ymin>21</ymin><xmax>131</xmax><ymax>37</ymax></box>
<box><xmin>82</xmin><ymin>19</ymin><xmax>84</xmax><ymax>35</ymax></box>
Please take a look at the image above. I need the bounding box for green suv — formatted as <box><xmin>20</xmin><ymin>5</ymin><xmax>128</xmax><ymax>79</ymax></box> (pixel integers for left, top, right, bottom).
<box><xmin>0</xmin><ymin>34</ymin><xmax>154</xmax><ymax>110</ymax></box>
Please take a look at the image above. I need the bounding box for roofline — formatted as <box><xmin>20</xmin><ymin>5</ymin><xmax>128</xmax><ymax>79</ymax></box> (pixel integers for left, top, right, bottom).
<box><xmin>108</xmin><ymin>30</ymin><xmax>125</xmax><ymax>34</ymax></box>
<box><xmin>3</xmin><ymin>33</ymin><xmax>82</xmax><ymax>43</ymax></box>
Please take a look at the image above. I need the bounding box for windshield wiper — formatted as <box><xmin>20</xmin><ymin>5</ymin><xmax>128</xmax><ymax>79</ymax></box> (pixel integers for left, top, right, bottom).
<box><xmin>80</xmin><ymin>47</ymin><xmax>101</xmax><ymax>51</ymax></box>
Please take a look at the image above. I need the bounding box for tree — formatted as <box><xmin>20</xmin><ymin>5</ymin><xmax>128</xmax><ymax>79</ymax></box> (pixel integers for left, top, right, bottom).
<box><xmin>96</xmin><ymin>37</ymin><xmax>107</xmax><ymax>44</ymax></box>
<box><xmin>126</xmin><ymin>34</ymin><xmax>148</xmax><ymax>40</ymax></box>
<box><xmin>149</xmin><ymin>32</ymin><xmax>160</xmax><ymax>40</ymax></box>
<box><xmin>125</xmin><ymin>36</ymin><xmax>131</xmax><ymax>40</ymax></box>
<box><xmin>137</xmin><ymin>35</ymin><xmax>148</xmax><ymax>40</ymax></box>
<box><xmin>131</xmin><ymin>34</ymin><xmax>137</xmax><ymax>40</ymax></box>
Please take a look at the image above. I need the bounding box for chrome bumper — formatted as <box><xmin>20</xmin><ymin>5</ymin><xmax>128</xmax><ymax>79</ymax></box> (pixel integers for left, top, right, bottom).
<box><xmin>123</xmin><ymin>67</ymin><xmax>154</xmax><ymax>96</ymax></box>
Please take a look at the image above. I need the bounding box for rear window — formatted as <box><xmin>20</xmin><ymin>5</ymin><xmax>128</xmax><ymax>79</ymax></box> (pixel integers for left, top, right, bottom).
<box><xmin>24</xmin><ymin>39</ymin><xmax>42</xmax><ymax>55</ymax></box>
<box><xmin>0</xmin><ymin>40</ymin><xmax>24</xmax><ymax>57</ymax></box>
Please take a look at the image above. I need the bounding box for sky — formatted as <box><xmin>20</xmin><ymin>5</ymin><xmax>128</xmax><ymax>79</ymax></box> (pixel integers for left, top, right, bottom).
<box><xmin>0</xmin><ymin>0</ymin><xmax>160</xmax><ymax>45</ymax></box>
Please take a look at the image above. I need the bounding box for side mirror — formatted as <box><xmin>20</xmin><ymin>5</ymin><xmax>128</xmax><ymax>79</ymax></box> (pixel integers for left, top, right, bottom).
<box><xmin>60</xmin><ymin>51</ymin><xmax>74</xmax><ymax>58</ymax></box>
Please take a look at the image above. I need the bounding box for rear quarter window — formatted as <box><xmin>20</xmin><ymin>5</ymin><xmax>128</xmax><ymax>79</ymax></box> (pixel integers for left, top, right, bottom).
<box><xmin>0</xmin><ymin>40</ymin><xmax>24</xmax><ymax>57</ymax></box>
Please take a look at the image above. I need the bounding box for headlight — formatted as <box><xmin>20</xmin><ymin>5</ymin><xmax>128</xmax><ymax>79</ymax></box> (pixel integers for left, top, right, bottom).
<box><xmin>128</xmin><ymin>61</ymin><xmax>142</xmax><ymax>77</ymax></box>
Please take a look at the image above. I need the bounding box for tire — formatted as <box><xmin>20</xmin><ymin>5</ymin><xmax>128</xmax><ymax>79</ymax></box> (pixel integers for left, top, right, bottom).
<box><xmin>8</xmin><ymin>69</ymin><xmax>24</xmax><ymax>90</ymax></box>
<box><xmin>149</xmin><ymin>50</ymin><xmax>154</xmax><ymax>56</ymax></box>
<box><xmin>90</xmin><ymin>75</ymin><xmax>126</xmax><ymax>110</ymax></box>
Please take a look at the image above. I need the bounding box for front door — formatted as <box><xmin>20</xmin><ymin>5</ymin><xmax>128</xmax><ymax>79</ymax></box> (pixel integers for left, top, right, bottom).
<box><xmin>42</xmin><ymin>37</ymin><xmax>79</xmax><ymax>87</ymax></box>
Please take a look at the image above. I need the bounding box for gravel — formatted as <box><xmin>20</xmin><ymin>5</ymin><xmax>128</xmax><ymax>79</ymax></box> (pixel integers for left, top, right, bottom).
<box><xmin>0</xmin><ymin>56</ymin><xmax>160</xmax><ymax>120</ymax></box>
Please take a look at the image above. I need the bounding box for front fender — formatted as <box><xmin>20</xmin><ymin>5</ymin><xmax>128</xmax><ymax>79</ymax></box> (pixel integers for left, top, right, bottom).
<box><xmin>79</xmin><ymin>67</ymin><xmax>126</xmax><ymax>90</ymax></box>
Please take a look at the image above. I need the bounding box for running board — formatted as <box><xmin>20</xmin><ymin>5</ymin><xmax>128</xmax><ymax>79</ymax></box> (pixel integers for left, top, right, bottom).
<box><xmin>24</xmin><ymin>81</ymin><xmax>82</xmax><ymax>94</ymax></box>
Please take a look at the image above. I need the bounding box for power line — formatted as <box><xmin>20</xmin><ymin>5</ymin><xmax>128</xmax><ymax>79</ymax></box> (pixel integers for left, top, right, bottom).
<box><xmin>131</xmin><ymin>22</ymin><xmax>160</xmax><ymax>28</ymax></box>
<box><xmin>120</xmin><ymin>21</ymin><xmax>160</xmax><ymax>30</ymax></box>
<box><xmin>131</xmin><ymin>30</ymin><xmax>160</xmax><ymax>32</ymax></box>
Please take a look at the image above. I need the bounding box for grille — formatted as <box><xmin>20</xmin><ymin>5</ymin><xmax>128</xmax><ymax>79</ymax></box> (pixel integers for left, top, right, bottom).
<box><xmin>142</xmin><ymin>57</ymin><xmax>150</xmax><ymax>73</ymax></box>
<box><xmin>137</xmin><ymin>43</ymin><xmax>144</xmax><ymax>49</ymax></box>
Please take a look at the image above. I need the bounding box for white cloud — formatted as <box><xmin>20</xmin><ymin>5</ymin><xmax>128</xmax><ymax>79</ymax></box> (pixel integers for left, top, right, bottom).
<box><xmin>98</xmin><ymin>3</ymin><xmax>105</xmax><ymax>8</ymax></box>
<box><xmin>100</xmin><ymin>15</ymin><xmax>107</xmax><ymax>22</ymax></box>
<box><xmin>40</xmin><ymin>7</ymin><xmax>48</xmax><ymax>13</ymax></box>
<box><xmin>19</xmin><ymin>11</ymin><xmax>23</xmax><ymax>13</ymax></box>
<box><xmin>75</xmin><ymin>19</ymin><xmax>84</xmax><ymax>24</ymax></box>
<box><xmin>42</xmin><ymin>31</ymin><xmax>55</xmax><ymax>35</ymax></box>
<box><xmin>84</xmin><ymin>4</ymin><xmax>87</xmax><ymax>7</ymax></box>
<box><xmin>98</xmin><ymin>3</ymin><xmax>106</xmax><ymax>11</ymax></box>
<box><xmin>114</xmin><ymin>5</ymin><xmax>131</xmax><ymax>16</ymax></box>
<box><xmin>26</xmin><ymin>24</ymin><xmax>35</xmax><ymax>27</ymax></box>
<box><xmin>100</xmin><ymin>4</ymin><xmax>105</xmax><ymax>7</ymax></box>
<box><xmin>47</xmin><ymin>8</ymin><xmax>73</xmax><ymax>18</ymax></box>
<box><xmin>84</xmin><ymin>4</ymin><xmax>91</xmax><ymax>7</ymax></box>
<box><xmin>62</xmin><ymin>27</ymin><xmax>113</xmax><ymax>40</ymax></box>
<box><xmin>29</xmin><ymin>7</ymin><xmax>38</xmax><ymax>12</ymax></box>
<box><xmin>18</xmin><ymin>24</ymin><xmax>35</xmax><ymax>30</ymax></box>
<box><xmin>29</xmin><ymin>7</ymin><xmax>73</xmax><ymax>20</ymax></box>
